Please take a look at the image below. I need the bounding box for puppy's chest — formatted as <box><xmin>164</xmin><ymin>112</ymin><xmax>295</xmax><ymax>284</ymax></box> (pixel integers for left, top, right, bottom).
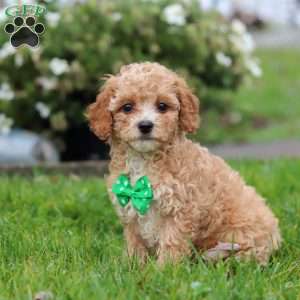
<box><xmin>127</xmin><ymin>155</ymin><xmax>161</xmax><ymax>248</ymax></box>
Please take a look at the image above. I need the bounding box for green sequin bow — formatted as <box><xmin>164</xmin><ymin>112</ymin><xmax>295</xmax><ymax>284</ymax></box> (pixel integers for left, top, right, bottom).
<box><xmin>112</xmin><ymin>174</ymin><xmax>153</xmax><ymax>215</ymax></box>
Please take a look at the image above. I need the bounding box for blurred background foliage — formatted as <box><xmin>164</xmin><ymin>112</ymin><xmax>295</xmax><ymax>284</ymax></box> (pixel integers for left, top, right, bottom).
<box><xmin>0</xmin><ymin>0</ymin><xmax>263</xmax><ymax>160</ymax></box>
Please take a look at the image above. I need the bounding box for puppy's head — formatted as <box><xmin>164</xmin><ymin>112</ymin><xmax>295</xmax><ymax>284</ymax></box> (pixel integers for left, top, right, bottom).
<box><xmin>87</xmin><ymin>62</ymin><xmax>199</xmax><ymax>153</ymax></box>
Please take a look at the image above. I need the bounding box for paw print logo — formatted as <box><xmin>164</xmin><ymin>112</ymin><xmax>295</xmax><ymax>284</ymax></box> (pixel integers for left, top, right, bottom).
<box><xmin>4</xmin><ymin>16</ymin><xmax>45</xmax><ymax>48</ymax></box>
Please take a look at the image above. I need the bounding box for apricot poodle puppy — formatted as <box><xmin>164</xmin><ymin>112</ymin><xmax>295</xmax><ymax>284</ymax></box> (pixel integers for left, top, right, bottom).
<box><xmin>87</xmin><ymin>62</ymin><xmax>281</xmax><ymax>265</ymax></box>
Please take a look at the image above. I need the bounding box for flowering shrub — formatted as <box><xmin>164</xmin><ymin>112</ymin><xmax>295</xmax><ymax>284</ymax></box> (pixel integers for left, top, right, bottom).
<box><xmin>0</xmin><ymin>0</ymin><xmax>261</xmax><ymax>158</ymax></box>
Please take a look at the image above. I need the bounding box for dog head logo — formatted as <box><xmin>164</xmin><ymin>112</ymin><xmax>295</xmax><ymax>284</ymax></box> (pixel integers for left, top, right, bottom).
<box><xmin>4</xmin><ymin>4</ymin><xmax>46</xmax><ymax>48</ymax></box>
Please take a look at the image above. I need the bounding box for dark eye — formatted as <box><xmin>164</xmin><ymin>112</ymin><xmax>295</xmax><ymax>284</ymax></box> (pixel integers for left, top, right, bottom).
<box><xmin>122</xmin><ymin>103</ymin><xmax>133</xmax><ymax>113</ymax></box>
<box><xmin>157</xmin><ymin>102</ymin><xmax>168</xmax><ymax>113</ymax></box>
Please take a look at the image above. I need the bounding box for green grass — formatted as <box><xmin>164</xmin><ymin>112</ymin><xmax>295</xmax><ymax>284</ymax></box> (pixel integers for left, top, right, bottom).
<box><xmin>1</xmin><ymin>160</ymin><xmax>300</xmax><ymax>299</ymax></box>
<box><xmin>200</xmin><ymin>48</ymin><xmax>300</xmax><ymax>144</ymax></box>
<box><xmin>234</xmin><ymin>48</ymin><xmax>300</xmax><ymax>142</ymax></box>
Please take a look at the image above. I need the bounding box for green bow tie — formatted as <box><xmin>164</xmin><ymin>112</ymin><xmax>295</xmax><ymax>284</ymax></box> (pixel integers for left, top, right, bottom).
<box><xmin>112</xmin><ymin>174</ymin><xmax>153</xmax><ymax>215</ymax></box>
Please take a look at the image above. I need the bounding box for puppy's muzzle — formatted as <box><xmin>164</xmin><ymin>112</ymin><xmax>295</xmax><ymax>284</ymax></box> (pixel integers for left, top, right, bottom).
<box><xmin>138</xmin><ymin>120</ymin><xmax>154</xmax><ymax>134</ymax></box>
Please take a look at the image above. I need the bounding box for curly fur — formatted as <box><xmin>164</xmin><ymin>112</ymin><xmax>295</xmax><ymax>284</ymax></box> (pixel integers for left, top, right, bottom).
<box><xmin>87</xmin><ymin>62</ymin><xmax>281</xmax><ymax>265</ymax></box>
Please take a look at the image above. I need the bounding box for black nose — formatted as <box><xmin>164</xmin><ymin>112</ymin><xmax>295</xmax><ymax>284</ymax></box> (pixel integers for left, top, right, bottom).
<box><xmin>138</xmin><ymin>120</ymin><xmax>154</xmax><ymax>134</ymax></box>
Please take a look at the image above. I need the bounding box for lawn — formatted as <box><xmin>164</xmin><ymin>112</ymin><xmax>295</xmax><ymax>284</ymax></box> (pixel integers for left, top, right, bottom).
<box><xmin>200</xmin><ymin>48</ymin><xmax>300</xmax><ymax>144</ymax></box>
<box><xmin>1</xmin><ymin>160</ymin><xmax>300</xmax><ymax>300</ymax></box>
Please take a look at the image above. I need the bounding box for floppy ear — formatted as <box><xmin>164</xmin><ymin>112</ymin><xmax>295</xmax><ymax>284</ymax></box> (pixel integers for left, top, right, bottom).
<box><xmin>176</xmin><ymin>78</ymin><xmax>200</xmax><ymax>133</ymax></box>
<box><xmin>87</xmin><ymin>80</ymin><xmax>115</xmax><ymax>141</ymax></box>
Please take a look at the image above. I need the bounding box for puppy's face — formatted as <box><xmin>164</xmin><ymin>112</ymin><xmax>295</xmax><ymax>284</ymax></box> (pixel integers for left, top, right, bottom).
<box><xmin>87</xmin><ymin>63</ymin><xmax>199</xmax><ymax>153</ymax></box>
<box><xmin>109</xmin><ymin>81</ymin><xmax>180</xmax><ymax>152</ymax></box>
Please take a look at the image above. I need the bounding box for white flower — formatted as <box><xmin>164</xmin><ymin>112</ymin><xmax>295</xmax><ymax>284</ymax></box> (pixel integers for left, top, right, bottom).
<box><xmin>0</xmin><ymin>8</ymin><xmax>7</xmax><ymax>23</ymax></box>
<box><xmin>245</xmin><ymin>58</ymin><xmax>262</xmax><ymax>78</ymax></box>
<box><xmin>31</xmin><ymin>47</ymin><xmax>42</xmax><ymax>64</ymax></box>
<box><xmin>0</xmin><ymin>42</ymin><xmax>16</xmax><ymax>60</ymax></box>
<box><xmin>14</xmin><ymin>53</ymin><xmax>24</xmax><ymax>67</ymax></box>
<box><xmin>46</xmin><ymin>12</ymin><xmax>60</xmax><ymax>27</ymax></box>
<box><xmin>216</xmin><ymin>52</ymin><xmax>232</xmax><ymax>67</ymax></box>
<box><xmin>36</xmin><ymin>77</ymin><xmax>58</xmax><ymax>91</ymax></box>
<box><xmin>0</xmin><ymin>83</ymin><xmax>14</xmax><ymax>102</ymax></box>
<box><xmin>35</xmin><ymin>102</ymin><xmax>51</xmax><ymax>118</ymax></box>
<box><xmin>111</xmin><ymin>12</ymin><xmax>122</xmax><ymax>22</ymax></box>
<box><xmin>49</xmin><ymin>58</ymin><xmax>70</xmax><ymax>76</ymax></box>
<box><xmin>231</xmin><ymin>19</ymin><xmax>246</xmax><ymax>35</ymax></box>
<box><xmin>229</xmin><ymin>32</ymin><xmax>255</xmax><ymax>54</ymax></box>
<box><xmin>199</xmin><ymin>0</ymin><xmax>213</xmax><ymax>11</ymax></box>
<box><xmin>242</xmin><ymin>33</ymin><xmax>255</xmax><ymax>53</ymax></box>
<box><xmin>0</xmin><ymin>113</ymin><xmax>13</xmax><ymax>135</ymax></box>
<box><xmin>163</xmin><ymin>4</ymin><xmax>185</xmax><ymax>26</ymax></box>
